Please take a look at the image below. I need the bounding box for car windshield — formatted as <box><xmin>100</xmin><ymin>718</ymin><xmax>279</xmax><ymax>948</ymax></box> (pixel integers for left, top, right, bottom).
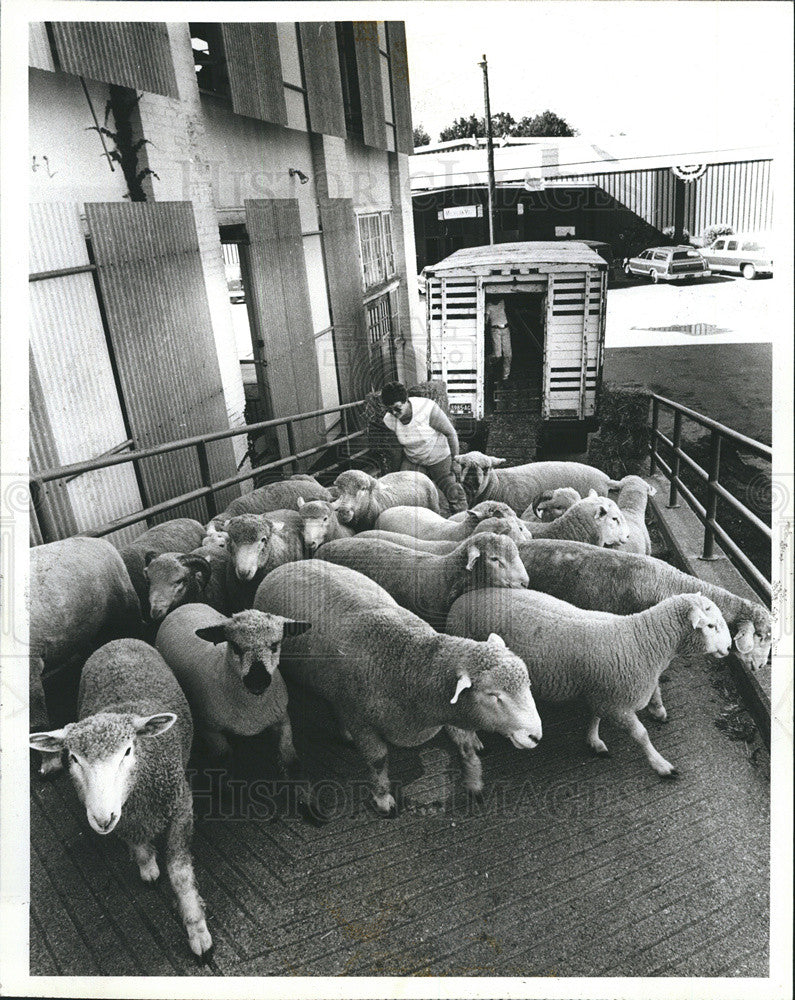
<box><xmin>672</xmin><ymin>250</ymin><xmax>701</xmax><ymax>260</ymax></box>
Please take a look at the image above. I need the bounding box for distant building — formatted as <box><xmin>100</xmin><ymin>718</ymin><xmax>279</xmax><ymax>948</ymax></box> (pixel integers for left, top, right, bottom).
<box><xmin>411</xmin><ymin>137</ymin><xmax>774</xmax><ymax>271</ymax></box>
<box><xmin>29</xmin><ymin>20</ymin><xmax>422</xmax><ymax>543</ymax></box>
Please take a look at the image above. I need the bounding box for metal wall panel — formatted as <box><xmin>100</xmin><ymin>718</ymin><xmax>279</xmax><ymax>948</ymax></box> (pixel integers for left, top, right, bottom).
<box><xmin>353</xmin><ymin>22</ymin><xmax>387</xmax><ymax>150</ymax></box>
<box><xmin>29</xmin><ymin>202</ymin><xmax>143</xmax><ymax>545</ymax></box>
<box><xmin>222</xmin><ymin>23</ymin><xmax>287</xmax><ymax>126</ymax></box>
<box><xmin>50</xmin><ymin>22</ymin><xmax>177</xmax><ymax>97</ymax></box>
<box><xmin>84</xmin><ymin>201</ymin><xmax>239</xmax><ymax>523</ymax></box>
<box><xmin>385</xmin><ymin>22</ymin><xmax>414</xmax><ymax>155</ymax></box>
<box><xmin>299</xmin><ymin>22</ymin><xmax>346</xmax><ymax>139</ymax></box>
<box><xmin>244</xmin><ymin>199</ymin><xmax>324</xmax><ymax>457</ymax></box>
<box><xmin>30</xmin><ymin>349</ymin><xmax>76</xmax><ymax>545</ymax></box>
<box><xmin>29</xmin><ymin>23</ymin><xmax>55</xmax><ymax>71</ymax></box>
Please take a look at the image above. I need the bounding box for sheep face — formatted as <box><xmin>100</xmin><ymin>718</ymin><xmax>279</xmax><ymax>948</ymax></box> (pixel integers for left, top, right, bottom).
<box><xmin>534</xmin><ymin>487</ymin><xmax>581</xmax><ymax>522</ymax></box>
<box><xmin>29</xmin><ymin>712</ymin><xmax>176</xmax><ymax>835</ymax></box>
<box><xmin>453</xmin><ymin>634</ymin><xmax>542</xmax><ymax>749</ymax></box>
<box><xmin>224</xmin><ymin>515</ymin><xmax>274</xmax><ymax>582</ymax></box>
<box><xmin>144</xmin><ymin>552</ymin><xmax>211</xmax><ymax>621</ymax></box>
<box><xmin>591</xmin><ymin>498</ymin><xmax>630</xmax><ymax>546</ymax></box>
<box><xmin>732</xmin><ymin>617</ymin><xmax>772</xmax><ymax>671</ymax></box>
<box><xmin>195</xmin><ymin>610</ymin><xmax>310</xmax><ymax>695</ymax></box>
<box><xmin>677</xmin><ymin>595</ymin><xmax>732</xmax><ymax>659</ymax></box>
<box><xmin>465</xmin><ymin>534</ymin><xmax>529</xmax><ymax>590</ymax></box>
<box><xmin>298</xmin><ymin>500</ymin><xmax>335</xmax><ymax>554</ymax></box>
<box><xmin>331</xmin><ymin>470</ymin><xmax>376</xmax><ymax>525</ymax></box>
<box><xmin>469</xmin><ymin>500</ymin><xmax>514</xmax><ymax>521</ymax></box>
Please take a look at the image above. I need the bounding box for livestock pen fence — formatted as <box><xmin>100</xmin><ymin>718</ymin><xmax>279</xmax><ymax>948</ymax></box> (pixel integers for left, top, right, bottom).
<box><xmin>649</xmin><ymin>393</ymin><xmax>772</xmax><ymax>603</ymax></box>
<box><xmin>30</xmin><ymin>401</ymin><xmax>368</xmax><ymax>546</ymax></box>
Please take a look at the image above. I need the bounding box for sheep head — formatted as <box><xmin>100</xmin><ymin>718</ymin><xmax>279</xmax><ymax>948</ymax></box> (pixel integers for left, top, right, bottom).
<box><xmin>223</xmin><ymin>515</ymin><xmax>275</xmax><ymax>582</ymax></box>
<box><xmin>331</xmin><ymin>470</ymin><xmax>377</xmax><ymax>524</ymax></box>
<box><xmin>464</xmin><ymin>533</ymin><xmax>529</xmax><ymax>590</ymax></box>
<box><xmin>297</xmin><ymin>500</ymin><xmax>337</xmax><ymax>554</ymax></box>
<box><xmin>680</xmin><ymin>594</ymin><xmax>732</xmax><ymax>659</ymax></box>
<box><xmin>144</xmin><ymin>552</ymin><xmax>212</xmax><ymax>621</ymax></box>
<box><xmin>732</xmin><ymin>615</ymin><xmax>772</xmax><ymax>671</ymax></box>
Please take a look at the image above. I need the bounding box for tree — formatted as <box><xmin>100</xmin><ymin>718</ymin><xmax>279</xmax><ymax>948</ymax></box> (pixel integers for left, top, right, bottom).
<box><xmin>515</xmin><ymin>110</ymin><xmax>577</xmax><ymax>137</ymax></box>
<box><xmin>413</xmin><ymin>124</ymin><xmax>431</xmax><ymax>147</ymax></box>
<box><xmin>438</xmin><ymin>109</ymin><xmax>577</xmax><ymax>142</ymax></box>
<box><xmin>439</xmin><ymin>113</ymin><xmax>485</xmax><ymax>142</ymax></box>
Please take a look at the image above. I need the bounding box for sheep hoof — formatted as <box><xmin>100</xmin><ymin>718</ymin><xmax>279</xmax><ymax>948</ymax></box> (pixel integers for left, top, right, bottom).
<box><xmin>589</xmin><ymin>743</ymin><xmax>611</xmax><ymax>758</ymax></box>
<box><xmin>138</xmin><ymin>860</ymin><xmax>160</xmax><ymax>884</ymax></box>
<box><xmin>373</xmin><ymin>793</ymin><xmax>397</xmax><ymax>818</ymax></box>
<box><xmin>188</xmin><ymin>924</ymin><xmax>214</xmax><ymax>964</ymax></box>
<box><xmin>648</xmin><ymin>707</ymin><xmax>668</xmax><ymax>723</ymax></box>
<box><xmin>660</xmin><ymin>766</ymin><xmax>679</xmax><ymax>780</ymax></box>
<box><xmin>466</xmin><ymin>788</ymin><xmax>485</xmax><ymax>806</ymax></box>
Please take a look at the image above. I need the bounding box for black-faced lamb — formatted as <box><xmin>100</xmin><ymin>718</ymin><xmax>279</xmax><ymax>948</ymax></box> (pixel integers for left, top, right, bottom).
<box><xmin>331</xmin><ymin>469</ymin><xmax>441</xmax><ymax>531</ymax></box>
<box><xmin>120</xmin><ymin>518</ymin><xmax>206</xmax><ymax>615</ymax></box>
<box><xmin>515</xmin><ymin>539</ymin><xmax>772</xmax><ymax>674</ymax></box>
<box><xmin>375</xmin><ymin>500</ymin><xmax>516</xmax><ymax>541</ymax></box>
<box><xmin>520</xmin><ymin>486</ymin><xmax>581</xmax><ymax>522</ymax></box>
<box><xmin>143</xmin><ymin>545</ymin><xmax>230</xmax><ymax>621</ymax></box>
<box><xmin>295</xmin><ymin>498</ymin><xmax>355</xmax><ymax>555</ymax></box>
<box><xmin>612</xmin><ymin>475</ymin><xmax>656</xmax><ymax>555</ymax></box>
<box><xmin>520</xmin><ymin>493</ymin><xmax>629</xmax><ymax>546</ymax></box>
<box><xmin>206</xmin><ymin>476</ymin><xmax>331</xmax><ymax>534</ymax></box>
<box><xmin>30</xmin><ymin>536</ymin><xmax>142</xmax><ymax>775</ymax></box>
<box><xmin>254</xmin><ymin>560</ymin><xmax>542</xmax><ymax>815</ymax></box>
<box><xmin>447</xmin><ymin>588</ymin><xmax>731</xmax><ymax>777</ymax></box>
<box><xmin>316</xmin><ymin>532</ymin><xmax>529</xmax><ymax>628</ymax></box>
<box><xmin>28</xmin><ymin>638</ymin><xmax>213</xmax><ymax>961</ymax></box>
<box><xmin>453</xmin><ymin>451</ymin><xmax>620</xmax><ymax>513</ymax></box>
<box><xmin>155</xmin><ymin>605</ymin><xmax>309</xmax><ymax>762</ymax></box>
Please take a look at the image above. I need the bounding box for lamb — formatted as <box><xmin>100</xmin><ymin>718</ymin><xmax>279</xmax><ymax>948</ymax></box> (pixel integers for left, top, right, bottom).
<box><xmin>143</xmin><ymin>545</ymin><xmax>230</xmax><ymax>622</ymax></box>
<box><xmin>446</xmin><ymin>500</ymin><xmax>518</xmax><ymax>523</ymax></box>
<box><xmin>120</xmin><ymin>518</ymin><xmax>206</xmax><ymax>615</ymax></box>
<box><xmin>155</xmin><ymin>605</ymin><xmax>310</xmax><ymax>762</ymax></box>
<box><xmin>30</xmin><ymin>536</ymin><xmax>142</xmax><ymax>776</ymax></box>
<box><xmin>520</xmin><ymin>486</ymin><xmax>581</xmax><ymax>522</ymax></box>
<box><xmin>519</xmin><ymin>492</ymin><xmax>629</xmax><ymax>546</ymax></box>
<box><xmin>331</xmin><ymin>469</ymin><xmax>441</xmax><ymax>531</ymax></box>
<box><xmin>453</xmin><ymin>451</ymin><xmax>620</xmax><ymax>513</ymax></box>
<box><xmin>205</xmin><ymin>476</ymin><xmax>331</xmax><ymax>535</ymax></box>
<box><xmin>515</xmin><ymin>539</ymin><xmax>772</xmax><ymax>675</ymax></box>
<box><xmin>295</xmin><ymin>498</ymin><xmax>355</xmax><ymax>555</ymax></box>
<box><xmin>316</xmin><ymin>532</ymin><xmax>529</xmax><ymax>627</ymax></box>
<box><xmin>355</xmin><ymin>516</ymin><xmax>533</xmax><ymax>555</ymax></box>
<box><xmin>375</xmin><ymin>500</ymin><xmax>515</xmax><ymax>541</ymax></box>
<box><xmin>611</xmin><ymin>475</ymin><xmax>656</xmax><ymax>555</ymax></box>
<box><xmin>28</xmin><ymin>638</ymin><xmax>213</xmax><ymax>961</ymax></box>
<box><xmin>446</xmin><ymin>588</ymin><xmax>731</xmax><ymax>777</ymax></box>
<box><xmin>254</xmin><ymin>561</ymin><xmax>542</xmax><ymax>815</ymax></box>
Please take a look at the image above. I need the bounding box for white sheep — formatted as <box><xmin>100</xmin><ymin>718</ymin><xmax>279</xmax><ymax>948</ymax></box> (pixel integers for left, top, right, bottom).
<box><xmin>375</xmin><ymin>500</ymin><xmax>515</xmax><ymax>541</ymax></box>
<box><xmin>520</xmin><ymin>492</ymin><xmax>629</xmax><ymax>546</ymax></box>
<box><xmin>29</xmin><ymin>638</ymin><xmax>213</xmax><ymax>961</ymax></box>
<box><xmin>331</xmin><ymin>469</ymin><xmax>441</xmax><ymax>531</ymax></box>
<box><xmin>453</xmin><ymin>451</ymin><xmax>620</xmax><ymax>513</ymax></box>
<box><xmin>520</xmin><ymin>486</ymin><xmax>582</xmax><ymax>522</ymax></box>
<box><xmin>30</xmin><ymin>536</ymin><xmax>142</xmax><ymax>776</ymax></box>
<box><xmin>295</xmin><ymin>498</ymin><xmax>355</xmax><ymax>555</ymax></box>
<box><xmin>120</xmin><ymin>518</ymin><xmax>206</xmax><ymax>614</ymax></box>
<box><xmin>143</xmin><ymin>545</ymin><xmax>230</xmax><ymax>622</ymax></box>
<box><xmin>155</xmin><ymin>605</ymin><xmax>310</xmax><ymax>762</ymax></box>
<box><xmin>355</xmin><ymin>516</ymin><xmax>533</xmax><ymax>555</ymax></box>
<box><xmin>611</xmin><ymin>475</ymin><xmax>656</xmax><ymax>555</ymax></box>
<box><xmin>447</xmin><ymin>588</ymin><xmax>731</xmax><ymax>777</ymax></box>
<box><xmin>446</xmin><ymin>500</ymin><xmax>518</xmax><ymax>523</ymax></box>
<box><xmin>206</xmin><ymin>476</ymin><xmax>331</xmax><ymax>534</ymax></box>
<box><xmin>316</xmin><ymin>532</ymin><xmax>529</xmax><ymax>627</ymax></box>
<box><xmin>254</xmin><ymin>560</ymin><xmax>542</xmax><ymax>815</ymax></box>
<box><xmin>516</xmin><ymin>539</ymin><xmax>772</xmax><ymax>678</ymax></box>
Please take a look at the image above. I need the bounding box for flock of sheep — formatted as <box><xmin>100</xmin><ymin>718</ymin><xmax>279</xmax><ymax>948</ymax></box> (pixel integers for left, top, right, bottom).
<box><xmin>28</xmin><ymin>452</ymin><xmax>772</xmax><ymax>962</ymax></box>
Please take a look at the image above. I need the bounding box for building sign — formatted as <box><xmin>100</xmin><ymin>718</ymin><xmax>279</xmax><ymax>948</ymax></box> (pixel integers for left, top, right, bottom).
<box><xmin>438</xmin><ymin>205</ymin><xmax>483</xmax><ymax>221</ymax></box>
<box><xmin>555</xmin><ymin>226</ymin><xmax>576</xmax><ymax>237</ymax></box>
<box><xmin>671</xmin><ymin>164</ymin><xmax>708</xmax><ymax>182</ymax></box>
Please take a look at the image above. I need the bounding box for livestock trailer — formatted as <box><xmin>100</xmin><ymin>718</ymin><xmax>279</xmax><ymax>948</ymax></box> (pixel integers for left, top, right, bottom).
<box><xmin>425</xmin><ymin>241</ymin><xmax>608</xmax><ymax>449</ymax></box>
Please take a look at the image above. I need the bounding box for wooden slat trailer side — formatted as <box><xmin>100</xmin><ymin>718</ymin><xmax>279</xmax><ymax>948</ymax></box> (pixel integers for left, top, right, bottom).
<box><xmin>425</xmin><ymin>241</ymin><xmax>607</xmax><ymax>448</ymax></box>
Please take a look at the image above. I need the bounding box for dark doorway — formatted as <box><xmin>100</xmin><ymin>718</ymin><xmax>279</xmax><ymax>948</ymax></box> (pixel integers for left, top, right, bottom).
<box><xmin>483</xmin><ymin>291</ymin><xmax>545</xmax><ymax>414</ymax></box>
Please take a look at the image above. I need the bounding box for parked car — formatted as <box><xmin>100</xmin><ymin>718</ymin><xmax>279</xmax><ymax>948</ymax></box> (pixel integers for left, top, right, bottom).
<box><xmin>698</xmin><ymin>234</ymin><xmax>773</xmax><ymax>279</ymax></box>
<box><xmin>623</xmin><ymin>246</ymin><xmax>710</xmax><ymax>283</ymax></box>
<box><xmin>227</xmin><ymin>277</ymin><xmax>245</xmax><ymax>304</ymax></box>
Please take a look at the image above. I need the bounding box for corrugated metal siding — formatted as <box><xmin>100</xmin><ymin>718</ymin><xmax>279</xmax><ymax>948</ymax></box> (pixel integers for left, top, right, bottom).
<box><xmin>29</xmin><ymin>23</ymin><xmax>55</xmax><ymax>71</ymax></box>
<box><xmin>29</xmin><ymin>202</ymin><xmax>143</xmax><ymax>546</ymax></box>
<box><xmin>50</xmin><ymin>22</ymin><xmax>177</xmax><ymax>97</ymax></box>
<box><xmin>385</xmin><ymin>22</ymin><xmax>413</xmax><ymax>155</ymax></box>
<box><xmin>30</xmin><ymin>349</ymin><xmax>76</xmax><ymax>546</ymax></box>
<box><xmin>353</xmin><ymin>22</ymin><xmax>387</xmax><ymax>150</ymax></box>
<box><xmin>244</xmin><ymin>199</ymin><xmax>323</xmax><ymax>458</ymax></box>
<box><xmin>84</xmin><ymin>201</ymin><xmax>238</xmax><ymax>524</ymax></box>
<box><xmin>222</xmin><ymin>23</ymin><xmax>287</xmax><ymax>126</ymax></box>
<box><xmin>299</xmin><ymin>22</ymin><xmax>346</xmax><ymax>139</ymax></box>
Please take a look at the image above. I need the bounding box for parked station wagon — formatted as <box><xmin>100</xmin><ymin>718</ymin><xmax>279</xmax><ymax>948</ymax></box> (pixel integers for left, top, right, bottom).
<box><xmin>698</xmin><ymin>234</ymin><xmax>773</xmax><ymax>279</ymax></box>
<box><xmin>623</xmin><ymin>246</ymin><xmax>710</xmax><ymax>283</ymax></box>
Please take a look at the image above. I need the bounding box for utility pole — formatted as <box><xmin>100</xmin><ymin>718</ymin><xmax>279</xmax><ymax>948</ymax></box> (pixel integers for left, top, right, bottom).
<box><xmin>479</xmin><ymin>54</ymin><xmax>496</xmax><ymax>245</ymax></box>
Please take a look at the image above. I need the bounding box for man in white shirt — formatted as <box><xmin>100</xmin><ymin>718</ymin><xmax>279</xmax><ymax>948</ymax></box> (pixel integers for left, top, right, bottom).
<box><xmin>381</xmin><ymin>382</ymin><xmax>468</xmax><ymax>513</ymax></box>
<box><xmin>485</xmin><ymin>296</ymin><xmax>512</xmax><ymax>381</ymax></box>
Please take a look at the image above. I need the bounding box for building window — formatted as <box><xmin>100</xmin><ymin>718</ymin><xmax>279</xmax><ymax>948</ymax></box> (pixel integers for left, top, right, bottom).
<box><xmin>357</xmin><ymin>211</ymin><xmax>395</xmax><ymax>289</ymax></box>
<box><xmin>377</xmin><ymin>22</ymin><xmax>397</xmax><ymax>153</ymax></box>
<box><xmin>366</xmin><ymin>291</ymin><xmax>398</xmax><ymax>387</ymax></box>
<box><xmin>277</xmin><ymin>22</ymin><xmax>308</xmax><ymax>131</ymax></box>
<box><xmin>335</xmin><ymin>22</ymin><xmax>363</xmax><ymax>140</ymax></box>
<box><xmin>190</xmin><ymin>24</ymin><xmax>230</xmax><ymax>99</ymax></box>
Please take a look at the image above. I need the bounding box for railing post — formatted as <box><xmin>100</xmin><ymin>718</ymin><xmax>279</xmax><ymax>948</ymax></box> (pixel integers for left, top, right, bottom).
<box><xmin>341</xmin><ymin>406</ymin><xmax>351</xmax><ymax>460</ymax></box>
<box><xmin>285</xmin><ymin>421</ymin><xmax>298</xmax><ymax>474</ymax></box>
<box><xmin>649</xmin><ymin>397</ymin><xmax>659</xmax><ymax>475</ymax></box>
<box><xmin>668</xmin><ymin>410</ymin><xmax>682</xmax><ymax>508</ymax></box>
<box><xmin>196</xmin><ymin>441</ymin><xmax>217</xmax><ymax>520</ymax></box>
<box><xmin>702</xmin><ymin>430</ymin><xmax>722</xmax><ymax>560</ymax></box>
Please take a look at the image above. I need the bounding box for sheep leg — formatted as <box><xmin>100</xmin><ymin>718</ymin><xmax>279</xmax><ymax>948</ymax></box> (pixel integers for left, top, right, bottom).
<box><xmin>612</xmin><ymin>710</ymin><xmax>677</xmax><ymax>778</ymax></box>
<box><xmin>164</xmin><ymin>790</ymin><xmax>213</xmax><ymax>962</ymax></box>
<box><xmin>350</xmin><ymin>726</ymin><xmax>396</xmax><ymax>817</ymax></box>
<box><xmin>126</xmin><ymin>840</ymin><xmax>160</xmax><ymax>883</ymax></box>
<box><xmin>445</xmin><ymin>726</ymin><xmax>484</xmax><ymax>797</ymax></box>
<box><xmin>276</xmin><ymin>717</ymin><xmax>299</xmax><ymax>779</ymax></box>
<box><xmin>586</xmin><ymin>716</ymin><xmax>610</xmax><ymax>757</ymax></box>
<box><xmin>646</xmin><ymin>683</ymin><xmax>668</xmax><ymax>723</ymax></box>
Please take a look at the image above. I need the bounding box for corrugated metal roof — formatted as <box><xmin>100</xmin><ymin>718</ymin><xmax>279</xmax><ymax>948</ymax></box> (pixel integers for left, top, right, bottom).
<box><xmin>428</xmin><ymin>240</ymin><xmax>606</xmax><ymax>273</ymax></box>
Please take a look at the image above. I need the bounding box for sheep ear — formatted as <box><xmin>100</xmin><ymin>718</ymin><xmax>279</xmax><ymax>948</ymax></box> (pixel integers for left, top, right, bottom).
<box><xmin>687</xmin><ymin>598</ymin><xmax>708</xmax><ymax>629</ymax></box>
<box><xmin>328</xmin><ymin>485</ymin><xmax>340</xmax><ymax>500</ymax></box>
<box><xmin>143</xmin><ymin>549</ymin><xmax>159</xmax><ymax>568</ymax></box>
<box><xmin>283</xmin><ymin>619</ymin><xmax>311</xmax><ymax>637</ymax></box>
<box><xmin>268</xmin><ymin>520</ymin><xmax>285</xmax><ymax>534</ymax></box>
<box><xmin>195</xmin><ymin>624</ymin><xmax>228</xmax><ymax>645</ymax></box>
<box><xmin>648</xmin><ymin>483</ymin><xmax>657</xmax><ymax>497</ymax></box>
<box><xmin>132</xmin><ymin>712</ymin><xmax>177</xmax><ymax>737</ymax></box>
<box><xmin>488</xmin><ymin>456</ymin><xmax>507</xmax><ymax>467</ymax></box>
<box><xmin>595</xmin><ymin>505</ymin><xmax>608</xmax><ymax>519</ymax></box>
<box><xmin>183</xmin><ymin>554</ymin><xmax>211</xmax><ymax>588</ymax></box>
<box><xmin>29</xmin><ymin>727</ymin><xmax>69</xmax><ymax>753</ymax></box>
<box><xmin>296</xmin><ymin>496</ymin><xmax>305</xmax><ymax>509</ymax></box>
<box><xmin>588</xmin><ymin>488</ymin><xmax>598</xmax><ymax>498</ymax></box>
<box><xmin>450</xmin><ymin>674</ymin><xmax>472</xmax><ymax>704</ymax></box>
<box><xmin>464</xmin><ymin>510</ymin><xmax>481</xmax><ymax>524</ymax></box>
<box><xmin>487</xmin><ymin>632</ymin><xmax>507</xmax><ymax>649</ymax></box>
<box><xmin>733</xmin><ymin>621</ymin><xmax>754</xmax><ymax>654</ymax></box>
<box><xmin>465</xmin><ymin>544</ymin><xmax>481</xmax><ymax>570</ymax></box>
